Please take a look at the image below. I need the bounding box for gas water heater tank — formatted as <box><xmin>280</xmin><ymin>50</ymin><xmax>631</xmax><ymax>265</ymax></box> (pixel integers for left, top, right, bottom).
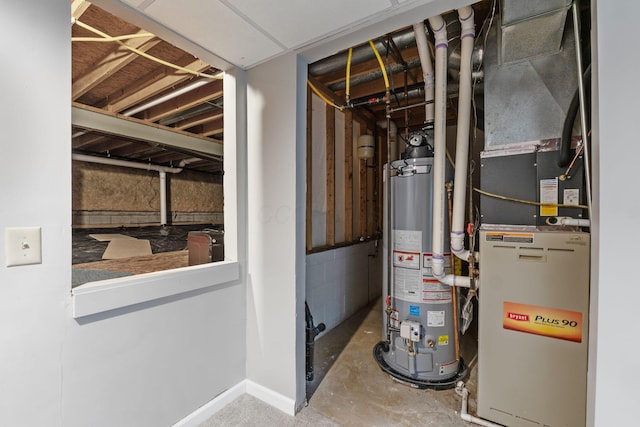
<box><xmin>374</xmin><ymin>157</ymin><xmax>467</xmax><ymax>388</ymax></box>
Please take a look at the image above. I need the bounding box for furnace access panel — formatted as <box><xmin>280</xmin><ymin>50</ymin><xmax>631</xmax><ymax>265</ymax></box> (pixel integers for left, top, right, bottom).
<box><xmin>478</xmin><ymin>228</ymin><xmax>589</xmax><ymax>427</ymax></box>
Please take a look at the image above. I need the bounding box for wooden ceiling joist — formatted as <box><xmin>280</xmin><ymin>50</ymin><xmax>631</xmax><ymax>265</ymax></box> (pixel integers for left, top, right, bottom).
<box><xmin>198</xmin><ymin>117</ymin><xmax>224</xmax><ymax>137</ymax></box>
<box><xmin>71</xmin><ymin>0</ymin><xmax>90</xmax><ymax>19</ymax></box>
<box><xmin>104</xmin><ymin>58</ymin><xmax>212</xmax><ymax>113</ymax></box>
<box><xmin>174</xmin><ymin>110</ymin><xmax>223</xmax><ymax>130</ymax></box>
<box><xmin>143</xmin><ymin>79</ymin><xmax>224</xmax><ymax>122</ymax></box>
<box><xmin>72</xmin><ymin>32</ymin><xmax>161</xmax><ymax>100</ymax></box>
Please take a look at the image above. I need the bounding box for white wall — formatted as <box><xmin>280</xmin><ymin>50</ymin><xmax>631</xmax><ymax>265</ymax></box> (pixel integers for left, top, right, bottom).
<box><xmin>306</xmin><ymin>241</ymin><xmax>382</xmax><ymax>334</ymax></box>
<box><xmin>0</xmin><ymin>2</ymin><xmax>69</xmax><ymax>424</ymax></box>
<box><xmin>588</xmin><ymin>0</ymin><xmax>640</xmax><ymax>425</ymax></box>
<box><xmin>0</xmin><ymin>2</ymin><xmax>248</xmax><ymax>426</ymax></box>
<box><xmin>246</xmin><ymin>53</ymin><xmax>307</xmax><ymax>412</ymax></box>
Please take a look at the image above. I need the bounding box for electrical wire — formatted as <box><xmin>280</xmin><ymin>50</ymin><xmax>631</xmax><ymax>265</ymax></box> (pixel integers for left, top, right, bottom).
<box><xmin>72</xmin><ymin>32</ymin><xmax>153</xmax><ymax>42</ymax></box>
<box><xmin>473</xmin><ymin>187</ymin><xmax>588</xmax><ymax>209</ymax></box>
<box><xmin>307</xmin><ymin>80</ymin><xmax>344</xmax><ymax>111</ymax></box>
<box><xmin>72</xmin><ymin>19</ymin><xmax>222</xmax><ymax>79</ymax></box>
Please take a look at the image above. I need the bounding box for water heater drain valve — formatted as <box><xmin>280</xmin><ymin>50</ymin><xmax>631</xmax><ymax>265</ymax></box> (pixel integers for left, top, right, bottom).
<box><xmin>400</xmin><ymin>320</ymin><xmax>422</xmax><ymax>342</ymax></box>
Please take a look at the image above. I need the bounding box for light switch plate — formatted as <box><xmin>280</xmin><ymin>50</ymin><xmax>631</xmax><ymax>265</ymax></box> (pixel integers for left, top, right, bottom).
<box><xmin>5</xmin><ymin>227</ymin><xmax>42</xmax><ymax>266</ymax></box>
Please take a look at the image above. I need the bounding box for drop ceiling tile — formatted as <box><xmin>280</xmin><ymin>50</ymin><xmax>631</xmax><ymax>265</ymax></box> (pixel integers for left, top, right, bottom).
<box><xmin>222</xmin><ymin>0</ymin><xmax>393</xmax><ymax>49</ymax></box>
<box><xmin>134</xmin><ymin>0</ymin><xmax>284</xmax><ymax>68</ymax></box>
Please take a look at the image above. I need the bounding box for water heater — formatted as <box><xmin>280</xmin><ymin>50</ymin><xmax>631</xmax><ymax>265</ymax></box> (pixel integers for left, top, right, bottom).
<box><xmin>374</xmin><ymin>151</ymin><xmax>466</xmax><ymax>388</ymax></box>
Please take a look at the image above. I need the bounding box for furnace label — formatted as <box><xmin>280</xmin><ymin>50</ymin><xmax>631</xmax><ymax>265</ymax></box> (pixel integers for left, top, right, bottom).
<box><xmin>540</xmin><ymin>178</ymin><xmax>559</xmax><ymax>216</ymax></box>
<box><xmin>503</xmin><ymin>301</ymin><xmax>583</xmax><ymax>343</ymax></box>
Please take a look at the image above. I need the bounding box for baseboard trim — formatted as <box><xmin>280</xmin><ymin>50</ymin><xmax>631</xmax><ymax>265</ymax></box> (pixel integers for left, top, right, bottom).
<box><xmin>245</xmin><ymin>379</ymin><xmax>297</xmax><ymax>416</ymax></box>
<box><xmin>172</xmin><ymin>379</ymin><xmax>296</xmax><ymax>426</ymax></box>
<box><xmin>172</xmin><ymin>381</ymin><xmax>246</xmax><ymax>427</ymax></box>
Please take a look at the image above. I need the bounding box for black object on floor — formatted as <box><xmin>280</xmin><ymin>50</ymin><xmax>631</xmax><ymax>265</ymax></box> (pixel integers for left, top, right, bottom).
<box><xmin>306</xmin><ymin>302</ymin><xmax>326</xmax><ymax>382</ymax></box>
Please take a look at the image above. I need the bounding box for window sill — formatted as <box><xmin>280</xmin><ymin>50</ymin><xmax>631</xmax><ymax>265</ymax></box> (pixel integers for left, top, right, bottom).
<box><xmin>72</xmin><ymin>261</ymin><xmax>239</xmax><ymax>318</ymax></box>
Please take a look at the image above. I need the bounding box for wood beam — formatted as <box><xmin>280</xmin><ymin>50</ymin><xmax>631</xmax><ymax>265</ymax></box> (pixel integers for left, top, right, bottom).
<box><xmin>306</xmin><ymin>86</ymin><xmax>313</xmax><ymax>252</ymax></box>
<box><xmin>344</xmin><ymin>110</ymin><xmax>354</xmax><ymax>242</ymax></box>
<box><xmin>359</xmin><ymin>122</ymin><xmax>368</xmax><ymax>238</ymax></box>
<box><xmin>198</xmin><ymin>116</ymin><xmax>224</xmax><ymax>137</ymax></box>
<box><xmin>143</xmin><ymin>79</ymin><xmax>223</xmax><ymax>122</ymax></box>
<box><xmin>105</xmin><ymin>58</ymin><xmax>211</xmax><ymax>113</ymax></box>
<box><xmin>326</xmin><ymin>104</ymin><xmax>336</xmax><ymax>246</ymax></box>
<box><xmin>71</xmin><ymin>0</ymin><xmax>91</xmax><ymax>19</ymax></box>
<box><xmin>174</xmin><ymin>110</ymin><xmax>223</xmax><ymax>130</ymax></box>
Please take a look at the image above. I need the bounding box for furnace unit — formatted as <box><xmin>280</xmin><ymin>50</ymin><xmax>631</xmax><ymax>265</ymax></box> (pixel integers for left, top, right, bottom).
<box><xmin>477</xmin><ymin>228</ymin><xmax>589</xmax><ymax>427</ymax></box>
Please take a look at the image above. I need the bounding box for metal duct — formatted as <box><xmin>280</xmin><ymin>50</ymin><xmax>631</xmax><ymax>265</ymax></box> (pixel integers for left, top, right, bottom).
<box><xmin>499</xmin><ymin>0</ymin><xmax>572</xmax><ymax>63</ymax></box>
<box><xmin>328</xmin><ymin>58</ymin><xmax>423</xmax><ymax>92</ymax></box>
<box><xmin>308</xmin><ymin>28</ymin><xmax>417</xmax><ymax>76</ymax></box>
<box><xmin>483</xmin><ymin>11</ymin><xmax>577</xmax><ymax>148</ymax></box>
<box><xmin>309</xmin><ymin>13</ymin><xmax>481</xmax><ymax>79</ymax></box>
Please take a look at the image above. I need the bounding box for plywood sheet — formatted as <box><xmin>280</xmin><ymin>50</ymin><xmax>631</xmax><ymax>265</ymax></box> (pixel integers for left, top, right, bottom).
<box><xmin>102</xmin><ymin>238</ymin><xmax>152</xmax><ymax>259</ymax></box>
<box><xmin>74</xmin><ymin>250</ymin><xmax>188</xmax><ymax>275</ymax></box>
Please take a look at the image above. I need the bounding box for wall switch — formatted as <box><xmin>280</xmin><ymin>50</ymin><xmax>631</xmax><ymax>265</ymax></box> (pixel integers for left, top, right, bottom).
<box><xmin>5</xmin><ymin>227</ymin><xmax>42</xmax><ymax>267</ymax></box>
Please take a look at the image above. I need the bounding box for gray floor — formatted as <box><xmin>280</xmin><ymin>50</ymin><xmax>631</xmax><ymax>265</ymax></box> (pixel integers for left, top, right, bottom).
<box><xmin>201</xmin><ymin>301</ymin><xmax>478</xmax><ymax>426</ymax></box>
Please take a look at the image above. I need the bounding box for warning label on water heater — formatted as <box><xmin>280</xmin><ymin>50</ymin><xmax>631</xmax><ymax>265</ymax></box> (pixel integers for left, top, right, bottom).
<box><xmin>503</xmin><ymin>301</ymin><xmax>583</xmax><ymax>343</ymax></box>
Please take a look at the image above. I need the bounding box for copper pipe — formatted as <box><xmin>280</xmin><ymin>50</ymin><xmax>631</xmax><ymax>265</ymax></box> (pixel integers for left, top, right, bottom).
<box><xmin>446</xmin><ymin>182</ymin><xmax>460</xmax><ymax>361</ymax></box>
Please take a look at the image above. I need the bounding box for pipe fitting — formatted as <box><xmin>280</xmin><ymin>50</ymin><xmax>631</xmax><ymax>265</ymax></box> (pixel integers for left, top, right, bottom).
<box><xmin>457</xmin><ymin>6</ymin><xmax>476</xmax><ymax>38</ymax></box>
<box><xmin>428</xmin><ymin>16</ymin><xmax>448</xmax><ymax>48</ymax></box>
<box><xmin>431</xmin><ymin>254</ymin><xmax>446</xmax><ymax>279</ymax></box>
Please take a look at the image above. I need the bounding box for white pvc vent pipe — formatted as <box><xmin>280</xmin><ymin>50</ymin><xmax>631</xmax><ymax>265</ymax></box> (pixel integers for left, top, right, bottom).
<box><xmin>413</xmin><ymin>22</ymin><xmax>435</xmax><ymax>124</ymax></box>
<box><xmin>451</xmin><ymin>6</ymin><xmax>479</xmax><ymax>263</ymax></box>
<box><xmin>427</xmin><ymin>14</ymin><xmax>448</xmax><ymax>280</ymax></box>
<box><xmin>72</xmin><ymin>153</ymin><xmax>183</xmax><ymax>226</ymax></box>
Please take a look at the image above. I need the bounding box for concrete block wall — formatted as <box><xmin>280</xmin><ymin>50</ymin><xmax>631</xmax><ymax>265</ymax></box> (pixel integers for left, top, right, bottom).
<box><xmin>72</xmin><ymin>211</ymin><xmax>224</xmax><ymax>226</ymax></box>
<box><xmin>306</xmin><ymin>240</ymin><xmax>382</xmax><ymax>335</ymax></box>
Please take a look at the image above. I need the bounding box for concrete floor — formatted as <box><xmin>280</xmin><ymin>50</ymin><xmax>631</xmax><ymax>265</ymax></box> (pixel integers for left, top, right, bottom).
<box><xmin>202</xmin><ymin>300</ymin><xmax>479</xmax><ymax>426</ymax></box>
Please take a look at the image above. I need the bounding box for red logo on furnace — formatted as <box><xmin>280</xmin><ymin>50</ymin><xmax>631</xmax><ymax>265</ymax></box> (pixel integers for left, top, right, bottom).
<box><xmin>507</xmin><ymin>312</ymin><xmax>529</xmax><ymax>321</ymax></box>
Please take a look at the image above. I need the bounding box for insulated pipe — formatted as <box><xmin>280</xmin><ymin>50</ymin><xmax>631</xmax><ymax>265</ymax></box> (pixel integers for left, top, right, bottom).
<box><xmin>413</xmin><ymin>22</ymin><xmax>435</xmax><ymax>123</ymax></box>
<box><xmin>308</xmin><ymin>29</ymin><xmax>418</xmax><ymax>76</ymax></box>
<box><xmin>427</xmin><ymin>14</ymin><xmax>448</xmax><ymax>280</ymax></box>
<box><xmin>72</xmin><ymin>153</ymin><xmax>183</xmax><ymax>226</ymax></box>
<box><xmin>451</xmin><ymin>6</ymin><xmax>479</xmax><ymax>263</ymax></box>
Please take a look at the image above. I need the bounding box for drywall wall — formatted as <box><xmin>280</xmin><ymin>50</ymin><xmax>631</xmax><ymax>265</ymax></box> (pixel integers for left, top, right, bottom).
<box><xmin>306</xmin><ymin>241</ymin><xmax>382</xmax><ymax>334</ymax></box>
<box><xmin>588</xmin><ymin>0</ymin><xmax>639</xmax><ymax>425</ymax></box>
<box><xmin>0</xmin><ymin>2</ymin><xmax>247</xmax><ymax>426</ymax></box>
<box><xmin>0</xmin><ymin>1</ymin><xmax>69</xmax><ymax>424</ymax></box>
<box><xmin>246</xmin><ymin>52</ymin><xmax>306</xmax><ymax>412</ymax></box>
<box><xmin>63</xmin><ymin>283</ymin><xmax>245</xmax><ymax>427</ymax></box>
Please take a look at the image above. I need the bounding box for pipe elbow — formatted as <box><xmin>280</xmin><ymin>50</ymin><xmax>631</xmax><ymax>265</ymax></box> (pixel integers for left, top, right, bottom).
<box><xmin>431</xmin><ymin>255</ymin><xmax>446</xmax><ymax>279</ymax></box>
<box><xmin>428</xmin><ymin>16</ymin><xmax>448</xmax><ymax>47</ymax></box>
<box><xmin>457</xmin><ymin>7</ymin><xmax>475</xmax><ymax>37</ymax></box>
<box><xmin>450</xmin><ymin>232</ymin><xmax>465</xmax><ymax>253</ymax></box>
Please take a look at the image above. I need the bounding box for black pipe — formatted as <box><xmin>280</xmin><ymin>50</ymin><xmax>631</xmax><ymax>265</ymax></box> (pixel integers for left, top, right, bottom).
<box><xmin>559</xmin><ymin>65</ymin><xmax>591</xmax><ymax>167</ymax></box>
<box><xmin>305</xmin><ymin>302</ymin><xmax>326</xmax><ymax>382</ymax></box>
